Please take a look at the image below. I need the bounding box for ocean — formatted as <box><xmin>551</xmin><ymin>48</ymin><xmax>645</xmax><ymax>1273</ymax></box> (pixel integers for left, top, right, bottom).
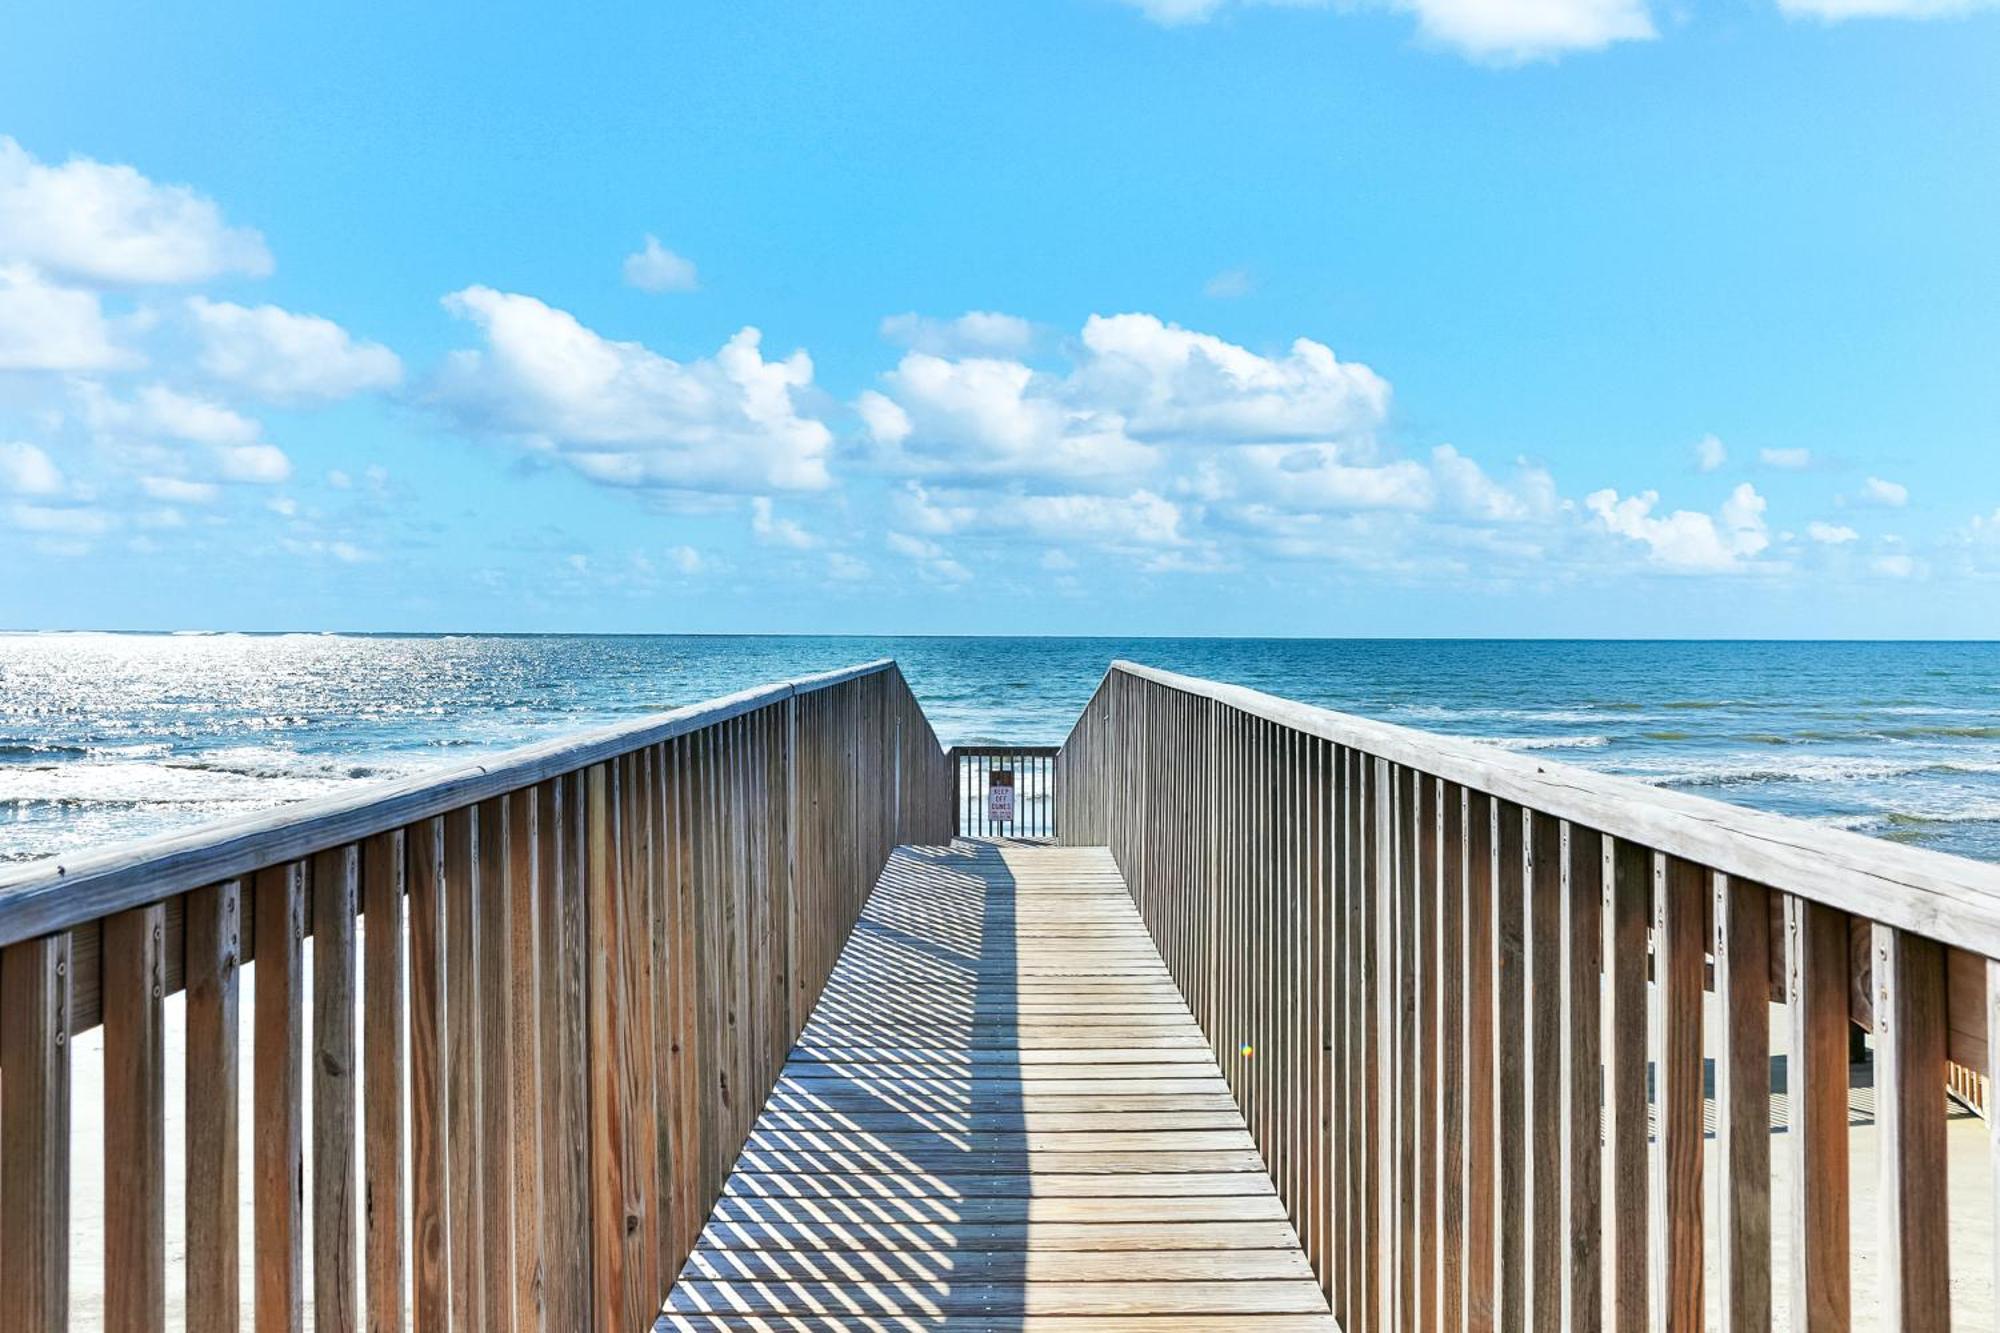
<box><xmin>3</xmin><ymin>634</ymin><xmax>1998</xmax><ymax>866</ymax></box>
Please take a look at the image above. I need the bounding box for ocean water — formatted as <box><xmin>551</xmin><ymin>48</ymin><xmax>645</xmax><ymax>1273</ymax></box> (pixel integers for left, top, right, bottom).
<box><xmin>3</xmin><ymin>634</ymin><xmax>1998</xmax><ymax>867</ymax></box>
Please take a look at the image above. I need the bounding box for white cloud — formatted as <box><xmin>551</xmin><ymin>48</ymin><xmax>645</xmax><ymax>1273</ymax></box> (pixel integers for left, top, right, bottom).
<box><xmin>859</xmin><ymin>312</ymin><xmax>1388</xmax><ymax>486</ymax></box>
<box><xmin>1112</xmin><ymin>0</ymin><xmax>1654</xmax><ymax>61</ymax></box>
<box><xmin>1203</xmin><ymin>268</ymin><xmax>1255</xmax><ymax>300</ymax></box>
<box><xmin>214</xmin><ymin>443</ymin><xmax>292</xmax><ymax>484</ymax></box>
<box><xmin>187</xmin><ymin>298</ymin><xmax>401</xmax><ymax>403</ymax></box>
<box><xmin>1760</xmin><ymin>447</ymin><xmax>1812</xmax><ymax>469</ymax></box>
<box><xmin>622</xmin><ymin>236</ymin><xmax>699</xmax><ymax>294</ymax></box>
<box><xmin>433</xmin><ymin>286</ymin><xmax>832</xmax><ymax>494</ymax></box>
<box><xmin>1075</xmin><ymin>313</ymin><xmax>1389</xmax><ymax>444</ymax></box>
<box><xmin>9</xmin><ymin>502</ymin><xmax>112</xmax><ymax>537</ymax></box>
<box><xmin>0</xmin><ymin>137</ymin><xmax>270</xmax><ymax>286</ymax></box>
<box><xmin>886</xmin><ymin>531</ymin><xmax>973</xmax><ymax>584</ymax></box>
<box><xmin>1858</xmin><ymin>475</ymin><xmax>1909</xmax><ymax>507</ymax></box>
<box><xmin>1778</xmin><ymin>0</ymin><xmax>1996</xmax><ymax>19</ymax></box>
<box><xmin>139</xmin><ymin>475</ymin><xmax>220</xmax><ymax>504</ymax></box>
<box><xmin>901</xmin><ymin>482</ymin><xmax>1189</xmax><ymax>552</ymax></box>
<box><xmin>666</xmin><ymin>544</ymin><xmax>708</xmax><ymax>575</ymax></box>
<box><xmin>880</xmin><ymin>311</ymin><xmax>1035</xmax><ymax>356</ymax></box>
<box><xmin>0</xmin><ymin>263</ymin><xmax>130</xmax><ymax>370</ymax></box>
<box><xmin>131</xmin><ymin>385</ymin><xmax>261</xmax><ymax>445</ymax></box>
<box><xmin>0</xmin><ymin>442</ymin><xmax>63</xmax><ymax>495</ymax></box>
<box><xmin>750</xmin><ymin>496</ymin><xmax>816</xmax><ymax>549</ymax></box>
<box><xmin>1694</xmin><ymin>434</ymin><xmax>1727</xmax><ymax>473</ymax></box>
<box><xmin>1806</xmin><ymin>520</ymin><xmax>1858</xmax><ymax>544</ymax></box>
<box><xmin>1398</xmin><ymin>0</ymin><xmax>1654</xmax><ymax>62</ymax></box>
<box><xmin>1585</xmin><ymin>482</ymin><xmax>1770</xmax><ymax>573</ymax></box>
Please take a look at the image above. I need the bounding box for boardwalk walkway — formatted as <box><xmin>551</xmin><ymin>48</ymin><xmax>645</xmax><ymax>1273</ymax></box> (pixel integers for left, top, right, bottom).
<box><xmin>660</xmin><ymin>840</ymin><xmax>1338</xmax><ymax>1330</ymax></box>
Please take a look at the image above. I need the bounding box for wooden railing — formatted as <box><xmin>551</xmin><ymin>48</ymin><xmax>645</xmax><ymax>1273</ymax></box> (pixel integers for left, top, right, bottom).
<box><xmin>0</xmin><ymin>660</ymin><xmax>950</xmax><ymax>1332</ymax></box>
<box><xmin>949</xmin><ymin>745</ymin><xmax>1059</xmax><ymax>839</ymax></box>
<box><xmin>1055</xmin><ymin>659</ymin><xmax>2000</xmax><ymax>1332</ymax></box>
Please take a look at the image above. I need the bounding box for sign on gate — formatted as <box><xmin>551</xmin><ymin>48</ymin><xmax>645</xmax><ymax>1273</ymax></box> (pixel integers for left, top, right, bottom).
<box><xmin>987</xmin><ymin>769</ymin><xmax>1016</xmax><ymax>825</ymax></box>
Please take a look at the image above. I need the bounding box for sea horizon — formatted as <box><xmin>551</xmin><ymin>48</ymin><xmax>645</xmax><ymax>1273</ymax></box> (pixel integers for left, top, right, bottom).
<box><xmin>6</xmin><ymin>632</ymin><xmax>1998</xmax><ymax>868</ymax></box>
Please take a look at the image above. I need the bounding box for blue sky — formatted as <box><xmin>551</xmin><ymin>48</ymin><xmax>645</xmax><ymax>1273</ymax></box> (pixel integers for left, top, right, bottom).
<box><xmin>1</xmin><ymin>0</ymin><xmax>1996</xmax><ymax>635</ymax></box>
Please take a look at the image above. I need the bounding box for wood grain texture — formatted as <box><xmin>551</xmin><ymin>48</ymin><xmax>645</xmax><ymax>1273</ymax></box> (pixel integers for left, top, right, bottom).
<box><xmin>1653</xmin><ymin>856</ymin><xmax>1706</xmax><ymax>1333</ymax></box>
<box><xmin>313</xmin><ymin>845</ymin><xmax>361</xmax><ymax>1333</ymax></box>
<box><xmin>0</xmin><ymin>930</ymin><xmax>71</xmax><ymax>1328</ymax></box>
<box><xmin>1874</xmin><ymin>923</ymin><xmax>1950</xmax><ymax>1332</ymax></box>
<box><xmin>407</xmin><ymin>817</ymin><xmax>450</xmax><ymax>1333</ymax></box>
<box><xmin>185</xmin><ymin>880</ymin><xmax>242</xmax><ymax>1332</ymax></box>
<box><xmin>362</xmin><ymin>830</ymin><xmax>407</xmax><ymax>1333</ymax></box>
<box><xmin>1716</xmin><ymin>875</ymin><xmax>1773</xmax><ymax>1333</ymax></box>
<box><xmin>104</xmin><ymin>902</ymin><xmax>166</xmax><ymax>1333</ymax></box>
<box><xmin>254</xmin><ymin>861</ymin><xmax>306</xmax><ymax>1333</ymax></box>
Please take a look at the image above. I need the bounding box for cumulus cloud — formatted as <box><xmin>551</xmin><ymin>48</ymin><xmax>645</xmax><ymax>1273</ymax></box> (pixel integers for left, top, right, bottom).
<box><xmin>1760</xmin><ymin>446</ymin><xmax>1811</xmax><ymax>469</ymax></box>
<box><xmin>1112</xmin><ymin>0</ymin><xmax>1654</xmax><ymax>61</ymax></box>
<box><xmin>1857</xmin><ymin>475</ymin><xmax>1909</xmax><ymax>507</ymax></box>
<box><xmin>0</xmin><ymin>136</ymin><xmax>270</xmax><ymax>286</ymax></box>
<box><xmin>432</xmin><ymin>286</ymin><xmax>832</xmax><ymax>494</ymax></box>
<box><xmin>1806</xmin><ymin>520</ymin><xmax>1858</xmax><ymax>544</ymax></box>
<box><xmin>187</xmin><ymin>298</ymin><xmax>401</xmax><ymax>403</ymax></box>
<box><xmin>0</xmin><ymin>442</ymin><xmax>63</xmax><ymax>495</ymax></box>
<box><xmin>880</xmin><ymin>311</ymin><xmax>1035</xmax><ymax>356</ymax></box>
<box><xmin>859</xmin><ymin>312</ymin><xmax>1389</xmax><ymax>486</ymax></box>
<box><xmin>77</xmin><ymin>383</ymin><xmax>292</xmax><ymax>485</ymax></box>
<box><xmin>1585</xmin><ymin>482</ymin><xmax>1771</xmax><ymax>572</ymax></box>
<box><xmin>0</xmin><ymin>263</ymin><xmax>130</xmax><ymax>370</ymax></box>
<box><xmin>622</xmin><ymin>236</ymin><xmax>699</xmax><ymax>294</ymax></box>
<box><xmin>1693</xmin><ymin>434</ymin><xmax>1727</xmax><ymax>473</ymax></box>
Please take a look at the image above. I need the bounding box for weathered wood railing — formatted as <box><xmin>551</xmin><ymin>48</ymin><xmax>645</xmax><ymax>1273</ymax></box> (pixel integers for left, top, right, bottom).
<box><xmin>1055</xmin><ymin>659</ymin><xmax>2000</xmax><ymax>1332</ymax></box>
<box><xmin>0</xmin><ymin>660</ymin><xmax>950</xmax><ymax>1332</ymax></box>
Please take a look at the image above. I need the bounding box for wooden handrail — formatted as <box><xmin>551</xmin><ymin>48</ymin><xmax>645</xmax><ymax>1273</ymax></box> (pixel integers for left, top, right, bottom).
<box><xmin>0</xmin><ymin>658</ymin><xmax>900</xmax><ymax>949</ymax></box>
<box><xmin>1102</xmin><ymin>659</ymin><xmax>2000</xmax><ymax>955</ymax></box>
<box><xmin>0</xmin><ymin>659</ymin><xmax>953</xmax><ymax>1332</ymax></box>
<box><xmin>1055</xmin><ymin>659</ymin><xmax>2000</xmax><ymax>1333</ymax></box>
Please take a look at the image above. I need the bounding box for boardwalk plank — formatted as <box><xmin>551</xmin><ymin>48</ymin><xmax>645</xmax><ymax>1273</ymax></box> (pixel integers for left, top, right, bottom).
<box><xmin>662</xmin><ymin>841</ymin><xmax>1337</xmax><ymax>1329</ymax></box>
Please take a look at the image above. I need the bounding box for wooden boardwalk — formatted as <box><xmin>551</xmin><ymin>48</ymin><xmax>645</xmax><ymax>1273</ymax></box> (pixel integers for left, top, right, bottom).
<box><xmin>659</xmin><ymin>840</ymin><xmax>1338</xmax><ymax>1330</ymax></box>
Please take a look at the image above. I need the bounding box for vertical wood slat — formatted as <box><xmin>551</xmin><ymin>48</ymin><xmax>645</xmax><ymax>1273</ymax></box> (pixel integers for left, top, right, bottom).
<box><xmin>1785</xmin><ymin>896</ymin><xmax>1852</xmax><ymax>1333</ymax></box>
<box><xmin>363</xmin><ymin>830</ymin><xmax>408</xmax><ymax>1333</ymax></box>
<box><xmin>408</xmin><ymin>817</ymin><xmax>451</xmax><ymax>1333</ymax></box>
<box><xmin>1873</xmin><ymin>923</ymin><xmax>1951</xmax><ymax>1331</ymax></box>
<box><xmin>1653</xmin><ymin>855</ymin><xmax>1706</xmax><ymax>1333</ymax></box>
<box><xmin>1525</xmin><ymin>811</ymin><xmax>1561</xmax><ymax>1333</ymax></box>
<box><xmin>1</xmin><ymin>930</ymin><xmax>72</xmax><ymax>1327</ymax></box>
<box><xmin>508</xmin><ymin>788</ymin><xmax>546</xmax><ymax>1333</ymax></box>
<box><xmin>443</xmin><ymin>806</ymin><xmax>485</xmax><ymax>1326</ymax></box>
<box><xmin>1716</xmin><ymin>874</ymin><xmax>1773</xmax><ymax>1333</ymax></box>
<box><xmin>476</xmin><ymin>796</ymin><xmax>518</xmax><ymax>1333</ymax></box>
<box><xmin>1464</xmin><ymin>791</ymin><xmax>1497</xmax><ymax>1333</ymax></box>
<box><xmin>1562</xmin><ymin>826</ymin><xmax>1604</xmax><ymax>1333</ymax></box>
<box><xmin>1439</xmin><ymin>781</ymin><xmax>1466</xmax><ymax>1333</ymax></box>
<box><xmin>104</xmin><ymin>902</ymin><xmax>167</xmax><ymax>1333</ymax></box>
<box><xmin>255</xmin><ymin>860</ymin><xmax>307</xmax><ymax>1333</ymax></box>
<box><xmin>185</xmin><ymin>880</ymin><xmax>242</xmax><ymax>1333</ymax></box>
<box><xmin>1606</xmin><ymin>839</ymin><xmax>1651</xmax><ymax>1333</ymax></box>
<box><xmin>1495</xmin><ymin>802</ymin><xmax>1527</xmax><ymax>1333</ymax></box>
<box><xmin>314</xmin><ymin>844</ymin><xmax>361</xmax><ymax>1333</ymax></box>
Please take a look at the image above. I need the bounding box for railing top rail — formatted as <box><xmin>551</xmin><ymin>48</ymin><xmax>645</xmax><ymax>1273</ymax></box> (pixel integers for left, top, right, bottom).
<box><xmin>948</xmin><ymin>744</ymin><xmax>1063</xmax><ymax>757</ymax></box>
<box><xmin>0</xmin><ymin>657</ymin><xmax>901</xmax><ymax>947</ymax></box>
<box><xmin>1103</xmin><ymin>658</ymin><xmax>2000</xmax><ymax>957</ymax></box>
